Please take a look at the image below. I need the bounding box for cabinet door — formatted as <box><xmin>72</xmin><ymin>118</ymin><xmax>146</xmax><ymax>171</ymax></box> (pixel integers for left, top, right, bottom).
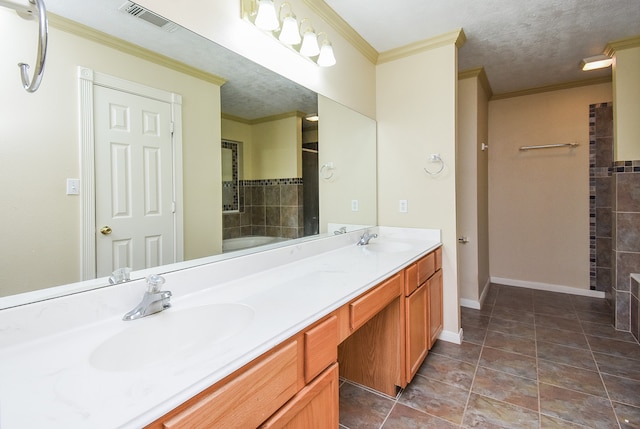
<box><xmin>260</xmin><ymin>363</ymin><xmax>339</xmax><ymax>429</ymax></box>
<box><xmin>428</xmin><ymin>269</ymin><xmax>443</xmax><ymax>348</ymax></box>
<box><xmin>405</xmin><ymin>284</ymin><xmax>428</xmax><ymax>382</ymax></box>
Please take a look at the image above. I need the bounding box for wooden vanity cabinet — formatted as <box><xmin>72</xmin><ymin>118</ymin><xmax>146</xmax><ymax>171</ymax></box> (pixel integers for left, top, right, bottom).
<box><xmin>145</xmin><ymin>246</ymin><xmax>443</xmax><ymax>428</ymax></box>
<box><xmin>428</xmin><ymin>267</ymin><xmax>443</xmax><ymax>348</ymax></box>
<box><xmin>146</xmin><ymin>314</ymin><xmax>338</xmax><ymax>429</ymax></box>
<box><xmin>404</xmin><ymin>263</ymin><xmax>428</xmax><ymax>383</ymax></box>
<box><xmin>403</xmin><ymin>246</ymin><xmax>443</xmax><ymax>385</ymax></box>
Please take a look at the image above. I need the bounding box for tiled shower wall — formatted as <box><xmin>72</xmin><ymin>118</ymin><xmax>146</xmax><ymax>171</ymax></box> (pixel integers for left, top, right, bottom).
<box><xmin>590</xmin><ymin>103</ymin><xmax>614</xmax><ymax>294</ymax></box>
<box><xmin>590</xmin><ymin>102</ymin><xmax>640</xmax><ymax>334</ymax></box>
<box><xmin>611</xmin><ymin>161</ymin><xmax>640</xmax><ymax>332</ymax></box>
<box><xmin>222</xmin><ymin>178</ymin><xmax>304</xmax><ymax>240</ymax></box>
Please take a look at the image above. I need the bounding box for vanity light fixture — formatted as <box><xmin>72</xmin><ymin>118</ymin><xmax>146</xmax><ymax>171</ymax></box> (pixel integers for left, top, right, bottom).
<box><xmin>299</xmin><ymin>19</ymin><xmax>320</xmax><ymax>57</ymax></box>
<box><xmin>241</xmin><ymin>0</ymin><xmax>336</xmax><ymax>67</ymax></box>
<box><xmin>580</xmin><ymin>54</ymin><xmax>613</xmax><ymax>71</ymax></box>
<box><xmin>317</xmin><ymin>32</ymin><xmax>336</xmax><ymax>67</ymax></box>
<box><xmin>278</xmin><ymin>3</ymin><xmax>300</xmax><ymax>45</ymax></box>
<box><xmin>254</xmin><ymin>0</ymin><xmax>279</xmax><ymax>31</ymax></box>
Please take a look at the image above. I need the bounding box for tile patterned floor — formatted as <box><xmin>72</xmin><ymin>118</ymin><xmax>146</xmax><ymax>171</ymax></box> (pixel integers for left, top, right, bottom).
<box><xmin>338</xmin><ymin>284</ymin><xmax>640</xmax><ymax>428</ymax></box>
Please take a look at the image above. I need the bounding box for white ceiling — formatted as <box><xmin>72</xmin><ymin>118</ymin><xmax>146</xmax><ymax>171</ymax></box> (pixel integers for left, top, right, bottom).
<box><xmin>324</xmin><ymin>0</ymin><xmax>640</xmax><ymax>95</ymax></box>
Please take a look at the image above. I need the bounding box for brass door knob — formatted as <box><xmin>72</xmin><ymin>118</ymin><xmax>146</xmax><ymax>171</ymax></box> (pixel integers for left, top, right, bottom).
<box><xmin>100</xmin><ymin>226</ymin><xmax>112</xmax><ymax>235</ymax></box>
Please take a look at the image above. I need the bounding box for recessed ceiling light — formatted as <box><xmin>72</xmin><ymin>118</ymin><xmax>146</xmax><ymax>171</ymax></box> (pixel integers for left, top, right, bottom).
<box><xmin>580</xmin><ymin>54</ymin><xmax>613</xmax><ymax>71</ymax></box>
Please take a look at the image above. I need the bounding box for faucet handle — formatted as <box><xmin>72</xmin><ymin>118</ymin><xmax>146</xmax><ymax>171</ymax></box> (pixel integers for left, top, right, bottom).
<box><xmin>146</xmin><ymin>274</ymin><xmax>166</xmax><ymax>293</ymax></box>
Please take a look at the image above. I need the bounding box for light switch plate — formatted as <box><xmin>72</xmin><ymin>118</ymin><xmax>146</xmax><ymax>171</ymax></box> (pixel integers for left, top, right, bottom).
<box><xmin>66</xmin><ymin>178</ymin><xmax>80</xmax><ymax>195</ymax></box>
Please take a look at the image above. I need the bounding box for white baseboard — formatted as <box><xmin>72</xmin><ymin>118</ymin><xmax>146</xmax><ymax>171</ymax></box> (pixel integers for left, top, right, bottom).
<box><xmin>459</xmin><ymin>277</ymin><xmax>492</xmax><ymax>310</ymax></box>
<box><xmin>438</xmin><ymin>328</ymin><xmax>463</xmax><ymax>344</ymax></box>
<box><xmin>459</xmin><ymin>298</ymin><xmax>480</xmax><ymax>309</ymax></box>
<box><xmin>490</xmin><ymin>277</ymin><xmax>605</xmax><ymax>298</ymax></box>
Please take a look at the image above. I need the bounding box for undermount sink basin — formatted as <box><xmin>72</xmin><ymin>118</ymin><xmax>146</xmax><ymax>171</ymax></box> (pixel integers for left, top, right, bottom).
<box><xmin>90</xmin><ymin>303</ymin><xmax>254</xmax><ymax>371</ymax></box>
<box><xmin>365</xmin><ymin>241</ymin><xmax>413</xmax><ymax>253</ymax></box>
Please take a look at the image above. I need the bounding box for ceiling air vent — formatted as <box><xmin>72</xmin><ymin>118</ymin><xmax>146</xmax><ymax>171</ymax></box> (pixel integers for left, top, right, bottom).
<box><xmin>118</xmin><ymin>1</ymin><xmax>179</xmax><ymax>32</ymax></box>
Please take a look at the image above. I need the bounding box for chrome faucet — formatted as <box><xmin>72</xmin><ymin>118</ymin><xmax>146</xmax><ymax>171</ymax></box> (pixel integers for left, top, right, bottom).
<box><xmin>123</xmin><ymin>274</ymin><xmax>172</xmax><ymax>321</ymax></box>
<box><xmin>334</xmin><ymin>226</ymin><xmax>347</xmax><ymax>235</ymax></box>
<box><xmin>357</xmin><ymin>231</ymin><xmax>378</xmax><ymax>246</ymax></box>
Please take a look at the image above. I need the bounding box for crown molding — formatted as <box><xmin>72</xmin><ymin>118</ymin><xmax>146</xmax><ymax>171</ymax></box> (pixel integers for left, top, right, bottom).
<box><xmin>222</xmin><ymin>111</ymin><xmax>305</xmax><ymax>124</ymax></box>
<box><xmin>377</xmin><ymin>28</ymin><xmax>466</xmax><ymax>65</ymax></box>
<box><xmin>49</xmin><ymin>13</ymin><xmax>227</xmax><ymax>87</ymax></box>
<box><xmin>491</xmin><ymin>76</ymin><xmax>612</xmax><ymax>100</ymax></box>
<box><xmin>458</xmin><ymin>67</ymin><xmax>493</xmax><ymax>99</ymax></box>
<box><xmin>301</xmin><ymin>0</ymin><xmax>379</xmax><ymax>64</ymax></box>
<box><xmin>604</xmin><ymin>35</ymin><xmax>640</xmax><ymax>56</ymax></box>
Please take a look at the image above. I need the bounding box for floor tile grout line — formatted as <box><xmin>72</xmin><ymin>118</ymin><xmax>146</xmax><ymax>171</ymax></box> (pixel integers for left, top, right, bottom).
<box><xmin>578</xmin><ymin>298</ymin><xmax>622</xmax><ymax>429</ymax></box>
<box><xmin>459</xmin><ymin>285</ymin><xmax>496</xmax><ymax>428</ymax></box>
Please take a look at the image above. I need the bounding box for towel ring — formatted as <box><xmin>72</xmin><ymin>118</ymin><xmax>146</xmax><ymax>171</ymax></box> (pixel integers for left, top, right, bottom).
<box><xmin>18</xmin><ymin>0</ymin><xmax>48</xmax><ymax>92</ymax></box>
<box><xmin>320</xmin><ymin>162</ymin><xmax>335</xmax><ymax>180</ymax></box>
<box><xmin>424</xmin><ymin>154</ymin><xmax>444</xmax><ymax>176</ymax></box>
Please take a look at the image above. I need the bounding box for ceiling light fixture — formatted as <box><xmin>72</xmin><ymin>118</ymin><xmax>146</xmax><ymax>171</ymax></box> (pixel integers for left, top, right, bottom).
<box><xmin>305</xmin><ymin>114</ymin><xmax>319</xmax><ymax>122</ymax></box>
<box><xmin>241</xmin><ymin>0</ymin><xmax>336</xmax><ymax>67</ymax></box>
<box><xmin>580</xmin><ymin>54</ymin><xmax>613</xmax><ymax>71</ymax></box>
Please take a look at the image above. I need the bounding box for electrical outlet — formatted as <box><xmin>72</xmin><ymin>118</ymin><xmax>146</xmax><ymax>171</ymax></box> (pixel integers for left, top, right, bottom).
<box><xmin>351</xmin><ymin>199</ymin><xmax>359</xmax><ymax>211</ymax></box>
<box><xmin>399</xmin><ymin>199</ymin><xmax>408</xmax><ymax>213</ymax></box>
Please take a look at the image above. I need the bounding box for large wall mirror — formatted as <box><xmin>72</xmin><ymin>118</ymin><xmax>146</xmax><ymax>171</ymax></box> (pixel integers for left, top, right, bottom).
<box><xmin>0</xmin><ymin>0</ymin><xmax>376</xmax><ymax>308</ymax></box>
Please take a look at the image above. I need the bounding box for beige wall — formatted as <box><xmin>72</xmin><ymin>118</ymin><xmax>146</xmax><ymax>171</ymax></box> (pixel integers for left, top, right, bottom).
<box><xmin>0</xmin><ymin>12</ymin><xmax>221</xmax><ymax>295</ymax></box>
<box><xmin>457</xmin><ymin>74</ymin><xmax>490</xmax><ymax>307</ymax></box>
<box><xmin>612</xmin><ymin>45</ymin><xmax>640</xmax><ymax>161</ymax></box>
<box><xmin>376</xmin><ymin>43</ymin><xmax>461</xmax><ymax>338</ymax></box>
<box><xmin>318</xmin><ymin>96</ymin><xmax>377</xmax><ymax>231</ymax></box>
<box><xmin>222</xmin><ymin>115</ymin><xmax>302</xmax><ymax>180</ymax></box>
<box><xmin>488</xmin><ymin>83</ymin><xmax>612</xmax><ymax>291</ymax></box>
<box><xmin>251</xmin><ymin>116</ymin><xmax>302</xmax><ymax>179</ymax></box>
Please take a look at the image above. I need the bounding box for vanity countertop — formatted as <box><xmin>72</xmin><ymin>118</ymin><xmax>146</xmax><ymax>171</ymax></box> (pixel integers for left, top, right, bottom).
<box><xmin>0</xmin><ymin>227</ymin><xmax>441</xmax><ymax>428</ymax></box>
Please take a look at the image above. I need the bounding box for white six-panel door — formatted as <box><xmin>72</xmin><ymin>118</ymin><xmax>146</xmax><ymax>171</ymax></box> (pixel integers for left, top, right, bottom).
<box><xmin>94</xmin><ymin>86</ymin><xmax>175</xmax><ymax>278</ymax></box>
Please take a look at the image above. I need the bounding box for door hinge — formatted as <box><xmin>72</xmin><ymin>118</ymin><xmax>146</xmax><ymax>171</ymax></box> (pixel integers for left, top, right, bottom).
<box><xmin>172</xmin><ymin>201</ymin><xmax>176</xmax><ymax>213</ymax></box>
<box><xmin>169</xmin><ymin>121</ymin><xmax>175</xmax><ymax>136</ymax></box>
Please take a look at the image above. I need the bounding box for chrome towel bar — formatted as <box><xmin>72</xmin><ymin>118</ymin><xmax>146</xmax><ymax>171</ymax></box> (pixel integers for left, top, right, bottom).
<box><xmin>519</xmin><ymin>143</ymin><xmax>579</xmax><ymax>151</ymax></box>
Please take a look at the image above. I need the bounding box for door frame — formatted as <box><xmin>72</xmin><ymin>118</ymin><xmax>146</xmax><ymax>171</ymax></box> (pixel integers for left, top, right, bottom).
<box><xmin>78</xmin><ymin>66</ymin><xmax>184</xmax><ymax>280</ymax></box>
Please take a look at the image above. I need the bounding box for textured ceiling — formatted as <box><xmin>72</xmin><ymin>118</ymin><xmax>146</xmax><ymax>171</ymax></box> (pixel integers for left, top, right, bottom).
<box><xmin>324</xmin><ymin>0</ymin><xmax>640</xmax><ymax>95</ymax></box>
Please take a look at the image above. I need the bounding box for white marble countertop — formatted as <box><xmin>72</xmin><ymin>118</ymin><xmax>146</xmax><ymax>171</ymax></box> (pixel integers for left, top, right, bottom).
<box><xmin>0</xmin><ymin>227</ymin><xmax>441</xmax><ymax>428</ymax></box>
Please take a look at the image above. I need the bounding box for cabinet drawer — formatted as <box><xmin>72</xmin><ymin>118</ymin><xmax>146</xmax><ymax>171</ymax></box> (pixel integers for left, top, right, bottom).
<box><xmin>434</xmin><ymin>246</ymin><xmax>442</xmax><ymax>271</ymax></box>
<box><xmin>304</xmin><ymin>315</ymin><xmax>338</xmax><ymax>384</ymax></box>
<box><xmin>417</xmin><ymin>252</ymin><xmax>435</xmax><ymax>286</ymax></box>
<box><xmin>350</xmin><ymin>273</ymin><xmax>402</xmax><ymax>331</ymax></box>
<box><xmin>404</xmin><ymin>263</ymin><xmax>418</xmax><ymax>296</ymax></box>
<box><xmin>163</xmin><ymin>341</ymin><xmax>299</xmax><ymax>429</ymax></box>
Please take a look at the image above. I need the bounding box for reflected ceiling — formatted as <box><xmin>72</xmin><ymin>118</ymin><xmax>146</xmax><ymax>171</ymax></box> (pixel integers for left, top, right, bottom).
<box><xmin>46</xmin><ymin>0</ymin><xmax>318</xmax><ymax>120</ymax></box>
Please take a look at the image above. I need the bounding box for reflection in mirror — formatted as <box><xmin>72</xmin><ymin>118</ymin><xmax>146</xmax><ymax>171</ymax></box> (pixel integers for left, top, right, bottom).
<box><xmin>0</xmin><ymin>0</ymin><xmax>377</xmax><ymax>309</ymax></box>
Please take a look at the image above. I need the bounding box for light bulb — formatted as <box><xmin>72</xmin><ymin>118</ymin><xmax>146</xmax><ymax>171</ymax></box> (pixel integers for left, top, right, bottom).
<box><xmin>317</xmin><ymin>43</ymin><xmax>336</xmax><ymax>67</ymax></box>
<box><xmin>279</xmin><ymin>15</ymin><xmax>301</xmax><ymax>45</ymax></box>
<box><xmin>254</xmin><ymin>0</ymin><xmax>279</xmax><ymax>31</ymax></box>
<box><xmin>300</xmin><ymin>31</ymin><xmax>320</xmax><ymax>57</ymax></box>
